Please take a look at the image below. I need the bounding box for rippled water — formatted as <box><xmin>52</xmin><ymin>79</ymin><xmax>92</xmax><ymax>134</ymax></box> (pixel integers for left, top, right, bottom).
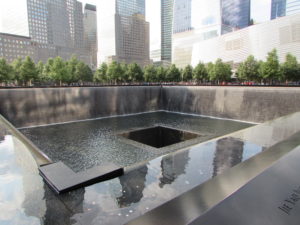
<box><xmin>20</xmin><ymin>112</ymin><xmax>253</xmax><ymax>172</ymax></box>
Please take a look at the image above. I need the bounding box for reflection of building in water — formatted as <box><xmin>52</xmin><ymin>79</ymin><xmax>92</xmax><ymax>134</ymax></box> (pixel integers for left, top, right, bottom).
<box><xmin>43</xmin><ymin>185</ymin><xmax>85</xmax><ymax>224</ymax></box>
<box><xmin>0</xmin><ymin>134</ymin><xmax>4</xmax><ymax>142</ymax></box>
<box><xmin>12</xmin><ymin>136</ymin><xmax>85</xmax><ymax>223</ymax></box>
<box><xmin>117</xmin><ymin>165</ymin><xmax>148</xmax><ymax>207</ymax></box>
<box><xmin>159</xmin><ymin>151</ymin><xmax>190</xmax><ymax>188</ymax></box>
<box><xmin>0</xmin><ymin>124</ymin><xmax>7</xmax><ymax>142</ymax></box>
<box><xmin>213</xmin><ymin>137</ymin><xmax>244</xmax><ymax>177</ymax></box>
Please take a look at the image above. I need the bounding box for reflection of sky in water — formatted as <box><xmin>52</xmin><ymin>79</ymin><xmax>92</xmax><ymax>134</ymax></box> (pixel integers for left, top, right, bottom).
<box><xmin>242</xmin><ymin>142</ymin><xmax>264</xmax><ymax>161</ymax></box>
<box><xmin>75</xmin><ymin>138</ymin><xmax>264</xmax><ymax>224</ymax></box>
<box><xmin>0</xmin><ymin>135</ymin><xmax>41</xmax><ymax>225</ymax></box>
<box><xmin>3</xmin><ymin>110</ymin><xmax>299</xmax><ymax>225</ymax></box>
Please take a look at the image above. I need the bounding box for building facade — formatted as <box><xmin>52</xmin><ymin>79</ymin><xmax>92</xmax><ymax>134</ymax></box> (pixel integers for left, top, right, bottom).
<box><xmin>172</xmin><ymin>0</ymin><xmax>250</xmax><ymax>40</ymax></box>
<box><xmin>161</xmin><ymin>0</ymin><xmax>174</xmax><ymax>62</ymax></box>
<box><xmin>0</xmin><ymin>0</ymin><xmax>96</xmax><ymax>68</ymax></box>
<box><xmin>286</xmin><ymin>0</ymin><xmax>300</xmax><ymax>15</ymax></box>
<box><xmin>173</xmin><ymin>0</ymin><xmax>192</xmax><ymax>34</ymax></box>
<box><xmin>271</xmin><ymin>0</ymin><xmax>287</xmax><ymax>19</ymax></box>
<box><xmin>0</xmin><ymin>33</ymin><xmax>36</xmax><ymax>63</ymax></box>
<box><xmin>99</xmin><ymin>0</ymin><xmax>150</xmax><ymax>67</ymax></box>
<box><xmin>83</xmin><ymin>4</ymin><xmax>98</xmax><ymax>69</ymax></box>
<box><xmin>221</xmin><ymin>0</ymin><xmax>251</xmax><ymax>34</ymax></box>
<box><xmin>172</xmin><ymin>14</ymin><xmax>300</xmax><ymax>69</ymax></box>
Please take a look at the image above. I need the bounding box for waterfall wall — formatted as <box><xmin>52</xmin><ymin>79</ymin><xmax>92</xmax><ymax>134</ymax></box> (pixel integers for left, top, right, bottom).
<box><xmin>1</xmin><ymin>86</ymin><xmax>300</xmax><ymax>127</ymax></box>
<box><xmin>162</xmin><ymin>86</ymin><xmax>300</xmax><ymax>123</ymax></box>
<box><xmin>0</xmin><ymin>86</ymin><xmax>162</xmax><ymax>127</ymax></box>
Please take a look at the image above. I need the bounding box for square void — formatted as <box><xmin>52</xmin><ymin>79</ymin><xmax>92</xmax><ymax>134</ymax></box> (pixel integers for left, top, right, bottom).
<box><xmin>121</xmin><ymin>126</ymin><xmax>201</xmax><ymax>148</ymax></box>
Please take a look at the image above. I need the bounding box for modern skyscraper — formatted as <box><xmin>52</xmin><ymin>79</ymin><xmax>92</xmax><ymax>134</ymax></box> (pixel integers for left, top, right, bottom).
<box><xmin>83</xmin><ymin>4</ymin><xmax>98</xmax><ymax>69</ymax></box>
<box><xmin>173</xmin><ymin>0</ymin><xmax>192</xmax><ymax>33</ymax></box>
<box><xmin>271</xmin><ymin>0</ymin><xmax>287</xmax><ymax>19</ymax></box>
<box><xmin>221</xmin><ymin>0</ymin><xmax>251</xmax><ymax>34</ymax></box>
<box><xmin>173</xmin><ymin>0</ymin><xmax>192</xmax><ymax>34</ymax></box>
<box><xmin>173</xmin><ymin>0</ymin><xmax>250</xmax><ymax>35</ymax></box>
<box><xmin>0</xmin><ymin>0</ymin><xmax>97</xmax><ymax>67</ymax></box>
<box><xmin>161</xmin><ymin>0</ymin><xmax>174</xmax><ymax>62</ymax></box>
<box><xmin>286</xmin><ymin>0</ymin><xmax>300</xmax><ymax>15</ymax></box>
<box><xmin>99</xmin><ymin>0</ymin><xmax>150</xmax><ymax>67</ymax></box>
<box><xmin>172</xmin><ymin>0</ymin><xmax>251</xmax><ymax>67</ymax></box>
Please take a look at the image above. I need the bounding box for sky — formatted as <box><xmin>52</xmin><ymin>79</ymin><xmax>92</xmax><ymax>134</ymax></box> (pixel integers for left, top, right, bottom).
<box><xmin>81</xmin><ymin>0</ymin><xmax>272</xmax><ymax>52</ymax></box>
<box><xmin>1</xmin><ymin>0</ymin><xmax>272</xmax><ymax>48</ymax></box>
<box><xmin>80</xmin><ymin>0</ymin><xmax>272</xmax><ymax>23</ymax></box>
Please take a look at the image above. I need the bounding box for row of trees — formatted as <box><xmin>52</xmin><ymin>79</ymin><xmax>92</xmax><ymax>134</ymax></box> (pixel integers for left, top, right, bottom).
<box><xmin>0</xmin><ymin>56</ymin><xmax>93</xmax><ymax>86</ymax></box>
<box><xmin>236</xmin><ymin>50</ymin><xmax>300</xmax><ymax>83</ymax></box>
<box><xmin>0</xmin><ymin>49</ymin><xmax>299</xmax><ymax>86</ymax></box>
<box><xmin>93</xmin><ymin>58</ymin><xmax>232</xmax><ymax>84</ymax></box>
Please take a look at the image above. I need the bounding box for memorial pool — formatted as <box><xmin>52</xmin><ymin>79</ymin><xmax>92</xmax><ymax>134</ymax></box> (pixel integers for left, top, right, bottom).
<box><xmin>20</xmin><ymin>111</ymin><xmax>253</xmax><ymax>172</ymax></box>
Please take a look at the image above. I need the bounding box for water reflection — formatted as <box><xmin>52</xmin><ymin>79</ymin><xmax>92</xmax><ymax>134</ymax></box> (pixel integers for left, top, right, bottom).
<box><xmin>159</xmin><ymin>150</ymin><xmax>190</xmax><ymax>188</ymax></box>
<box><xmin>0</xmin><ymin>126</ymin><xmax>7</xmax><ymax>142</ymax></box>
<box><xmin>42</xmin><ymin>186</ymin><xmax>85</xmax><ymax>225</ymax></box>
<box><xmin>117</xmin><ymin>165</ymin><xmax>148</xmax><ymax>207</ymax></box>
<box><xmin>213</xmin><ymin>137</ymin><xmax>244</xmax><ymax>177</ymax></box>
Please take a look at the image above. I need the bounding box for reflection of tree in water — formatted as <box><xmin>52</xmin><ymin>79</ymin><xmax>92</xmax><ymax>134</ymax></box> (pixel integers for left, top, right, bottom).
<box><xmin>213</xmin><ymin>137</ymin><xmax>244</xmax><ymax>177</ymax></box>
<box><xmin>117</xmin><ymin>165</ymin><xmax>148</xmax><ymax>208</ymax></box>
<box><xmin>159</xmin><ymin>150</ymin><xmax>190</xmax><ymax>188</ymax></box>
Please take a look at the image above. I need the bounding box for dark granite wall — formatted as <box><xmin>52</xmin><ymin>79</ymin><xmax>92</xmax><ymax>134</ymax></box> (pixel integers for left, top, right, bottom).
<box><xmin>1</xmin><ymin>86</ymin><xmax>300</xmax><ymax>127</ymax></box>
<box><xmin>0</xmin><ymin>86</ymin><xmax>162</xmax><ymax>127</ymax></box>
<box><xmin>162</xmin><ymin>86</ymin><xmax>300</xmax><ymax>123</ymax></box>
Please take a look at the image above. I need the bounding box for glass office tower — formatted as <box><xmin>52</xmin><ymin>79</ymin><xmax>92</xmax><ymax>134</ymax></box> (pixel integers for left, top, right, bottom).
<box><xmin>84</xmin><ymin>4</ymin><xmax>98</xmax><ymax>69</ymax></box>
<box><xmin>271</xmin><ymin>0</ymin><xmax>287</xmax><ymax>19</ymax></box>
<box><xmin>117</xmin><ymin>0</ymin><xmax>145</xmax><ymax>16</ymax></box>
<box><xmin>161</xmin><ymin>0</ymin><xmax>174</xmax><ymax>62</ymax></box>
<box><xmin>221</xmin><ymin>0</ymin><xmax>251</xmax><ymax>34</ymax></box>
<box><xmin>173</xmin><ymin>0</ymin><xmax>192</xmax><ymax>33</ymax></box>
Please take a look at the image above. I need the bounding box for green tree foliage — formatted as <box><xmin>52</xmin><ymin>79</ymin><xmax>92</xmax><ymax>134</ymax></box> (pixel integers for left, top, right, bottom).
<box><xmin>127</xmin><ymin>63</ymin><xmax>143</xmax><ymax>82</ymax></box>
<box><xmin>212</xmin><ymin>59</ymin><xmax>232</xmax><ymax>82</ymax></box>
<box><xmin>236</xmin><ymin>55</ymin><xmax>260</xmax><ymax>81</ymax></box>
<box><xmin>107</xmin><ymin>61</ymin><xmax>124</xmax><ymax>83</ymax></box>
<box><xmin>182</xmin><ymin>65</ymin><xmax>193</xmax><ymax>82</ymax></box>
<box><xmin>281</xmin><ymin>53</ymin><xmax>300</xmax><ymax>82</ymax></box>
<box><xmin>121</xmin><ymin>63</ymin><xmax>129</xmax><ymax>82</ymax></box>
<box><xmin>36</xmin><ymin>61</ymin><xmax>44</xmax><ymax>82</ymax></box>
<box><xmin>42</xmin><ymin>58</ymin><xmax>54</xmax><ymax>82</ymax></box>
<box><xmin>94</xmin><ymin>62</ymin><xmax>108</xmax><ymax>83</ymax></box>
<box><xmin>20</xmin><ymin>56</ymin><xmax>38</xmax><ymax>85</ymax></box>
<box><xmin>0</xmin><ymin>58</ymin><xmax>13</xmax><ymax>83</ymax></box>
<box><xmin>11</xmin><ymin>57</ymin><xmax>23</xmax><ymax>82</ymax></box>
<box><xmin>193</xmin><ymin>62</ymin><xmax>208</xmax><ymax>83</ymax></box>
<box><xmin>166</xmin><ymin>64</ymin><xmax>181</xmax><ymax>82</ymax></box>
<box><xmin>156</xmin><ymin>66</ymin><xmax>166</xmax><ymax>82</ymax></box>
<box><xmin>206</xmin><ymin>62</ymin><xmax>215</xmax><ymax>81</ymax></box>
<box><xmin>67</xmin><ymin>55</ymin><xmax>80</xmax><ymax>83</ymax></box>
<box><xmin>261</xmin><ymin>49</ymin><xmax>281</xmax><ymax>83</ymax></box>
<box><xmin>49</xmin><ymin>57</ymin><xmax>69</xmax><ymax>84</ymax></box>
<box><xmin>1</xmin><ymin>47</ymin><xmax>300</xmax><ymax>86</ymax></box>
<box><xmin>144</xmin><ymin>64</ymin><xmax>157</xmax><ymax>82</ymax></box>
<box><xmin>75</xmin><ymin>61</ymin><xmax>93</xmax><ymax>82</ymax></box>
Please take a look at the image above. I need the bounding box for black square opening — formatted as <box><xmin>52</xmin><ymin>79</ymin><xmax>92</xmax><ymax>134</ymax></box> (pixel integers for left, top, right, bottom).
<box><xmin>121</xmin><ymin>126</ymin><xmax>200</xmax><ymax>148</ymax></box>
